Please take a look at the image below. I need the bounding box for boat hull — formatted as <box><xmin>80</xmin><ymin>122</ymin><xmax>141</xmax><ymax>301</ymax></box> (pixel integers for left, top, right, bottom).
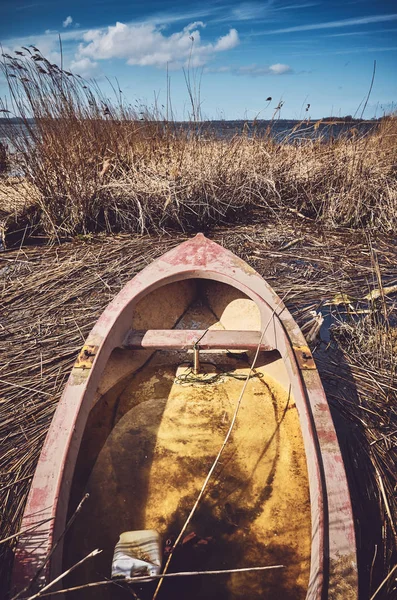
<box><xmin>12</xmin><ymin>234</ymin><xmax>358</xmax><ymax>599</ymax></box>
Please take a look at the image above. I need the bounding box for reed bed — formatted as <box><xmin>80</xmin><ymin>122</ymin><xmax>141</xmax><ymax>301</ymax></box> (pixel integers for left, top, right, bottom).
<box><xmin>0</xmin><ymin>220</ymin><xmax>396</xmax><ymax>598</ymax></box>
<box><xmin>0</xmin><ymin>48</ymin><xmax>396</xmax><ymax>241</ymax></box>
<box><xmin>0</xmin><ymin>47</ymin><xmax>396</xmax><ymax>599</ymax></box>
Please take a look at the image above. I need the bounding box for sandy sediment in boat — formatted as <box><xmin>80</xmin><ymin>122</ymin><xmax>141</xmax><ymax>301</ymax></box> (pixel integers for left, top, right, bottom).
<box><xmin>64</xmin><ymin>355</ymin><xmax>311</xmax><ymax>600</ymax></box>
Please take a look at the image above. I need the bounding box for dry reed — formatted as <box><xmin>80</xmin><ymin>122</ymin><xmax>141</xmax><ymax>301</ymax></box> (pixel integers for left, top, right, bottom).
<box><xmin>0</xmin><ymin>220</ymin><xmax>396</xmax><ymax>598</ymax></box>
<box><xmin>0</xmin><ymin>46</ymin><xmax>396</xmax><ymax>600</ymax></box>
<box><xmin>0</xmin><ymin>49</ymin><xmax>396</xmax><ymax>241</ymax></box>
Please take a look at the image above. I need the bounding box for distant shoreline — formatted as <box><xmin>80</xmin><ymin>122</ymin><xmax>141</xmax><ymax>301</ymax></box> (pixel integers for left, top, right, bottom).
<box><xmin>0</xmin><ymin>117</ymin><xmax>383</xmax><ymax>126</ymax></box>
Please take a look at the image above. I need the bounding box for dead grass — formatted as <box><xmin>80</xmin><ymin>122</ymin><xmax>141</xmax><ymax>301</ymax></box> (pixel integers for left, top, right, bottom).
<box><xmin>0</xmin><ymin>50</ymin><xmax>396</xmax><ymax>240</ymax></box>
<box><xmin>0</xmin><ymin>47</ymin><xmax>396</xmax><ymax>600</ymax></box>
<box><xmin>274</xmin><ymin>117</ymin><xmax>397</xmax><ymax>231</ymax></box>
<box><xmin>0</xmin><ymin>221</ymin><xmax>396</xmax><ymax>598</ymax></box>
<box><xmin>0</xmin><ymin>142</ymin><xmax>8</xmax><ymax>175</ymax></box>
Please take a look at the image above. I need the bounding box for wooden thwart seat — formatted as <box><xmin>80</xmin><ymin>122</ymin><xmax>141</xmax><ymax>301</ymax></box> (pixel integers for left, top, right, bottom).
<box><xmin>123</xmin><ymin>329</ymin><xmax>275</xmax><ymax>351</ymax></box>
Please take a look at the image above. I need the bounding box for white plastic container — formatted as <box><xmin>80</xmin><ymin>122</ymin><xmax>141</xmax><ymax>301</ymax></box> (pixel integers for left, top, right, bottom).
<box><xmin>111</xmin><ymin>530</ymin><xmax>162</xmax><ymax>580</ymax></box>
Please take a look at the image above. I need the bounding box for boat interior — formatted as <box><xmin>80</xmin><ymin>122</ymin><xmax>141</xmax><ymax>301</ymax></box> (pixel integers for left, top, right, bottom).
<box><xmin>63</xmin><ymin>278</ymin><xmax>312</xmax><ymax>599</ymax></box>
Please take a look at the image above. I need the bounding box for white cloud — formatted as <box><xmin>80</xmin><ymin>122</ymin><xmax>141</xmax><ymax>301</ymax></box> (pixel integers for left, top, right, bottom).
<box><xmin>269</xmin><ymin>63</ymin><xmax>292</xmax><ymax>74</ymax></box>
<box><xmin>0</xmin><ymin>28</ymin><xmax>90</xmax><ymax>74</ymax></box>
<box><xmin>325</xmin><ymin>27</ymin><xmax>397</xmax><ymax>37</ymax></box>
<box><xmin>273</xmin><ymin>2</ymin><xmax>321</xmax><ymax>10</ymax></box>
<box><xmin>77</xmin><ymin>21</ymin><xmax>239</xmax><ymax>69</ymax></box>
<box><xmin>69</xmin><ymin>57</ymin><xmax>99</xmax><ymax>78</ymax></box>
<box><xmin>63</xmin><ymin>16</ymin><xmax>73</xmax><ymax>28</ymax></box>
<box><xmin>183</xmin><ymin>21</ymin><xmax>206</xmax><ymax>32</ymax></box>
<box><xmin>1</xmin><ymin>18</ymin><xmax>239</xmax><ymax>77</ymax></box>
<box><xmin>289</xmin><ymin>46</ymin><xmax>397</xmax><ymax>57</ymax></box>
<box><xmin>144</xmin><ymin>6</ymin><xmax>221</xmax><ymax>26</ymax></box>
<box><xmin>207</xmin><ymin>63</ymin><xmax>293</xmax><ymax>76</ymax></box>
<box><xmin>232</xmin><ymin>2</ymin><xmax>269</xmax><ymax>22</ymax></box>
<box><xmin>214</xmin><ymin>29</ymin><xmax>239</xmax><ymax>51</ymax></box>
<box><xmin>262</xmin><ymin>13</ymin><xmax>397</xmax><ymax>34</ymax></box>
<box><xmin>1</xmin><ymin>36</ymin><xmax>62</xmax><ymax>66</ymax></box>
<box><xmin>212</xmin><ymin>2</ymin><xmax>320</xmax><ymax>25</ymax></box>
<box><xmin>209</xmin><ymin>65</ymin><xmax>231</xmax><ymax>73</ymax></box>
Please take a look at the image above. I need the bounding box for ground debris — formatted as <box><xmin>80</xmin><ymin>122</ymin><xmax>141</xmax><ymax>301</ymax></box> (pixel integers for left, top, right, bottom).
<box><xmin>0</xmin><ymin>218</ymin><xmax>396</xmax><ymax>598</ymax></box>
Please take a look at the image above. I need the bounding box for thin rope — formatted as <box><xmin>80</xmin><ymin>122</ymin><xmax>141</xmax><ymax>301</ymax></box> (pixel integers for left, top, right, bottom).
<box><xmin>175</xmin><ymin>362</ymin><xmax>263</xmax><ymax>385</ymax></box>
<box><xmin>193</xmin><ymin>327</ymin><xmax>210</xmax><ymax>348</ymax></box>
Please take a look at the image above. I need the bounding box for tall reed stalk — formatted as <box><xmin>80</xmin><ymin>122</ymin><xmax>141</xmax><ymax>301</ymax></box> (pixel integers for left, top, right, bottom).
<box><xmin>0</xmin><ymin>48</ymin><xmax>396</xmax><ymax>239</ymax></box>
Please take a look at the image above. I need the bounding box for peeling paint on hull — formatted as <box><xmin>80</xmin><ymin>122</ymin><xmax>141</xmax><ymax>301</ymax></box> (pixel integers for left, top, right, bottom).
<box><xmin>12</xmin><ymin>234</ymin><xmax>358</xmax><ymax>599</ymax></box>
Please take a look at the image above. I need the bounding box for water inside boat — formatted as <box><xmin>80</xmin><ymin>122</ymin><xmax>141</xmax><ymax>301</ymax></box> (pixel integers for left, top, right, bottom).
<box><xmin>63</xmin><ymin>279</ymin><xmax>311</xmax><ymax>599</ymax></box>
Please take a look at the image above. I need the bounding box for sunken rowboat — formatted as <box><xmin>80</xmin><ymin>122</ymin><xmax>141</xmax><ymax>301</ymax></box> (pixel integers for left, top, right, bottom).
<box><xmin>13</xmin><ymin>234</ymin><xmax>358</xmax><ymax>599</ymax></box>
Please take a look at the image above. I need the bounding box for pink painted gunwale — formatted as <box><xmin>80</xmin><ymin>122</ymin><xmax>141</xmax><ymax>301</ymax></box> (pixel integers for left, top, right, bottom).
<box><xmin>12</xmin><ymin>234</ymin><xmax>358</xmax><ymax>598</ymax></box>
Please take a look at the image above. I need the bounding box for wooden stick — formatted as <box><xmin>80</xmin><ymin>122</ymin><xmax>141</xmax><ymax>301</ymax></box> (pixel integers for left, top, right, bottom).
<box><xmin>24</xmin><ymin>565</ymin><xmax>285</xmax><ymax>598</ymax></box>
<box><xmin>12</xmin><ymin>494</ymin><xmax>91</xmax><ymax>600</ymax></box>
<box><xmin>369</xmin><ymin>544</ymin><xmax>377</xmax><ymax>595</ymax></box>
<box><xmin>0</xmin><ymin>379</ymin><xmax>52</xmax><ymax>397</ymax></box>
<box><xmin>0</xmin><ymin>474</ymin><xmax>33</xmax><ymax>491</ymax></box>
<box><xmin>0</xmin><ymin>518</ymin><xmax>54</xmax><ymax>545</ymax></box>
<box><xmin>374</xmin><ymin>466</ymin><xmax>397</xmax><ymax>539</ymax></box>
<box><xmin>25</xmin><ymin>549</ymin><xmax>102</xmax><ymax>600</ymax></box>
<box><xmin>369</xmin><ymin>563</ymin><xmax>397</xmax><ymax>600</ymax></box>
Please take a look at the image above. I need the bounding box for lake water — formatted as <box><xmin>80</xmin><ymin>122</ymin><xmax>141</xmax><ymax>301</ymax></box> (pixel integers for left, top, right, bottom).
<box><xmin>188</xmin><ymin>119</ymin><xmax>378</xmax><ymax>141</ymax></box>
<box><xmin>0</xmin><ymin>119</ymin><xmax>379</xmax><ymax>153</ymax></box>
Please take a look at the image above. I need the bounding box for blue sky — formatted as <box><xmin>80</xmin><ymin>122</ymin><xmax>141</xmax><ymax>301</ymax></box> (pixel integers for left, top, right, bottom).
<box><xmin>1</xmin><ymin>0</ymin><xmax>396</xmax><ymax>119</ymax></box>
